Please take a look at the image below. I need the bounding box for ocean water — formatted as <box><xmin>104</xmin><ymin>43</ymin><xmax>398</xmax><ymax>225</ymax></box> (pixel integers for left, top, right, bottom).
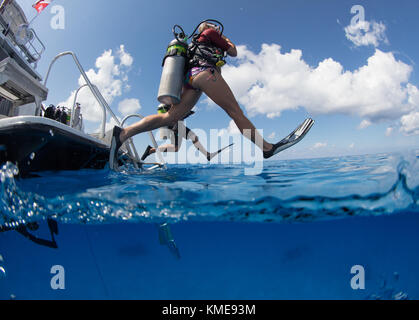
<box><xmin>0</xmin><ymin>152</ymin><xmax>418</xmax><ymax>300</ymax></box>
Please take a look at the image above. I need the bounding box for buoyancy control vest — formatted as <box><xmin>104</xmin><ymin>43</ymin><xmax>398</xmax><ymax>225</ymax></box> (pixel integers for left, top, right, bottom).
<box><xmin>188</xmin><ymin>33</ymin><xmax>226</xmax><ymax>69</ymax></box>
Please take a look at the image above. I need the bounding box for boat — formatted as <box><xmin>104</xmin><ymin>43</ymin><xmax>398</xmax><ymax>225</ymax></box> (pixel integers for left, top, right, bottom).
<box><xmin>0</xmin><ymin>0</ymin><xmax>164</xmax><ymax>177</ymax></box>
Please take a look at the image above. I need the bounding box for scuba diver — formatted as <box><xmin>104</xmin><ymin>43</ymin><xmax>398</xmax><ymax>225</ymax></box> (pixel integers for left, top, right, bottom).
<box><xmin>110</xmin><ymin>20</ymin><xmax>314</xmax><ymax>169</ymax></box>
<box><xmin>141</xmin><ymin>104</ymin><xmax>234</xmax><ymax>162</ymax></box>
<box><xmin>0</xmin><ymin>218</ymin><xmax>59</xmax><ymax>249</ymax></box>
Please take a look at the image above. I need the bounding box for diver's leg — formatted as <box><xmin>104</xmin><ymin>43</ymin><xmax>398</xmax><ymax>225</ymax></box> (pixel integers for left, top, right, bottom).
<box><xmin>185</xmin><ymin>129</ymin><xmax>210</xmax><ymax>158</ymax></box>
<box><xmin>187</xmin><ymin>129</ymin><xmax>234</xmax><ymax>161</ymax></box>
<box><xmin>142</xmin><ymin>128</ymin><xmax>183</xmax><ymax>161</ymax></box>
<box><xmin>158</xmin><ymin>144</ymin><xmax>178</xmax><ymax>153</ymax></box>
<box><xmin>120</xmin><ymin>89</ymin><xmax>202</xmax><ymax>143</ymax></box>
<box><xmin>192</xmin><ymin>70</ymin><xmax>273</xmax><ymax>152</ymax></box>
<box><xmin>142</xmin><ymin>144</ymin><xmax>181</xmax><ymax>161</ymax></box>
<box><xmin>156</xmin><ymin>131</ymin><xmax>181</xmax><ymax>153</ymax></box>
<box><xmin>176</xmin><ymin>122</ymin><xmax>208</xmax><ymax>156</ymax></box>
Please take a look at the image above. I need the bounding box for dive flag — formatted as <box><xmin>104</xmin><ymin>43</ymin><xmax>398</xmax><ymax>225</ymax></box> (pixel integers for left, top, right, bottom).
<box><xmin>32</xmin><ymin>0</ymin><xmax>52</xmax><ymax>14</ymax></box>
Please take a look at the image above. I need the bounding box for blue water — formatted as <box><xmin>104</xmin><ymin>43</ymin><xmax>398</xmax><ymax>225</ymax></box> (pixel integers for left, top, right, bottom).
<box><xmin>0</xmin><ymin>152</ymin><xmax>418</xmax><ymax>300</ymax></box>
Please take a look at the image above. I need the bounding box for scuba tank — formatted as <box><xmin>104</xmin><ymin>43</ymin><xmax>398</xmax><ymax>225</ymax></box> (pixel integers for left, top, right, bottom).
<box><xmin>54</xmin><ymin>107</ymin><xmax>62</xmax><ymax>123</ymax></box>
<box><xmin>157</xmin><ymin>35</ymin><xmax>189</xmax><ymax>105</ymax></box>
<box><xmin>157</xmin><ymin>20</ymin><xmax>225</xmax><ymax>105</ymax></box>
<box><xmin>59</xmin><ymin>107</ymin><xmax>68</xmax><ymax>125</ymax></box>
<box><xmin>44</xmin><ymin>105</ymin><xmax>72</xmax><ymax>126</ymax></box>
<box><xmin>66</xmin><ymin>110</ymin><xmax>71</xmax><ymax>126</ymax></box>
<box><xmin>44</xmin><ymin>105</ymin><xmax>56</xmax><ymax>120</ymax></box>
<box><xmin>72</xmin><ymin>103</ymin><xmax>82</xmax><ymax>129</ymax></box>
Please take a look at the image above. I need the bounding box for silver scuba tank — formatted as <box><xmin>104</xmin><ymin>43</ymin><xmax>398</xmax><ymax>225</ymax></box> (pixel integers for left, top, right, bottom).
<box><xmin>72</xmin><ymin>103</ymin><xmax>81</xmax><ymax>127</ymax></box>
<box><xmin>157</xmin><ymin>39</ymin><xmax>189</xmax><ymax>105</ymax></box>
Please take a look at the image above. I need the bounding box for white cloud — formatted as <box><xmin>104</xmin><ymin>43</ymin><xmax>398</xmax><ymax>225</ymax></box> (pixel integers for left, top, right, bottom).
<box><xmin>59</xmin><ymin>46</ymin><xmax>134</xmax><ymax>123</ymax></box>
<box><xmin>358</xmin><ymin>119</ymin><xmax>372</xmax><ymax>130</ymax></box>
<box><xmin>268</xmin><ymin>132</ymin><xmax>276</xmax><ymax>140</ymax></box>
<box><xmin>118</xmin><ymin>45</ymin><xmax>133</xmax><ymax>68</ymax></box>
<box><xmin>344</xmin><ymin>20</ymin><xmax>389</xmax><ymax>47</ymax></box>
<box><xmin>400</xmin><ymin>112</ymin><xmax>419</xmax><ymax>136</ymax></box>
<box><xmin>218</xmin><ymin>120</ymin><xmax>241</xmax><ymax>137</ymax></box>
<box><xmin>311</xmin><ymin>142</ymin><xmax>327</xmax><ymax>150</ymax></box>
<box><xmin>349</xmin><ymin>143</ymin><xmax>355</xmax><ymax>149</ymax></box>
<box><xmin>221</xmin><ymin>45</ymin><xmax>419</xmax><ymax>135</ymax></box>
<box><xmin>118</xmin><ymin>98</ymin><xmax>141</xmax><ymax>116</ymax></box>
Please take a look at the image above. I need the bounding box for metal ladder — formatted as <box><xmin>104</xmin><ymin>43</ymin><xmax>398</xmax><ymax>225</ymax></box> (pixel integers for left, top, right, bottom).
<box><xmin>44</xmin><ymin>51</ymin><xmax>166</xmax><ymax>169</ymax></box>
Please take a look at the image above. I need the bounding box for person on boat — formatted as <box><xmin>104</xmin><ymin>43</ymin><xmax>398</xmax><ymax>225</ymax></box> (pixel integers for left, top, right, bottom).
<box><xmin>110</xmin><ymin>22</ymin><xmax>314</xmax><ymax>169</ymax></box>
<box><xmin>0</xmin><ymin>218</ymin><xmax>59</xmax><ymax>249</ymax></box>
<box><xmin>141</xmin><ymin>104</ymin><xmax>233</xmax><ymax>162</ymax></box>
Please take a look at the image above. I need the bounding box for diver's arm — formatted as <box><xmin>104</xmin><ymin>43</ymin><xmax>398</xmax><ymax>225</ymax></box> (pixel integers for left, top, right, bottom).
<box><xmin>223</xmin><ymin>36</ymin><xmax>237</xmax><ymax>57</ymax></box>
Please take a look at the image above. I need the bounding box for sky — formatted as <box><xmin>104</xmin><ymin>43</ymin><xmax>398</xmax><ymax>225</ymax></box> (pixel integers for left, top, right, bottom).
<box><xmin>16</xmin><ymin>0</ymin><xmax>419</xmax><ymax>162</ymax></box>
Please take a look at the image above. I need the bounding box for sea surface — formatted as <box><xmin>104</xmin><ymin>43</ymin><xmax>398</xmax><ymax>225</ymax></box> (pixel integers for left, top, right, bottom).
<box><xmin>0</xmin><ymin>152</ymin><xmax>418</xmax><ymax>300</ymax></box>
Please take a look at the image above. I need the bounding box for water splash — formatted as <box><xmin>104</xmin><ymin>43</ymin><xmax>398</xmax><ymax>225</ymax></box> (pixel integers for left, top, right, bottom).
<box><xmin>0</xmin><ymin>153</ymin><xmax>418</xmax><ymax>226</ymax></box>
<box><xmin>0</xmin><ymin>162</ymin><xmax>47</xmax><ymax>226</ymax></box>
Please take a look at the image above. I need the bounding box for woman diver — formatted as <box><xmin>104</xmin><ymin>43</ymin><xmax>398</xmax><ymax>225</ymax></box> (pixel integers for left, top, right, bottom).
<box><xmin>110</xmin><ymin>20</ymin><xmax>314</xmax><ymax>169</ymax></box>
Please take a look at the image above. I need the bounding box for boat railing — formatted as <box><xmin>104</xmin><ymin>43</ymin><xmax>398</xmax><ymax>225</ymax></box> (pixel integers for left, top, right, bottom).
<box><xmin>16</xmin><ymin>26</ymin><xmax>45</xmax><ymax>66</ymax></box>
<box><xmin>44</xmin><ymin>51</ymin><xmax>166</xmax><ymax>168</ymax></box>
<box><xmin>0</xmin><ymin>0</ymin><xmax>45</xmax><ymax>67</ymax></box>
<box><xmin>44</xmin><ymin>52</ymin><xmax>107</xmax><ymax>135</ymax></box>
<box><xmin>72</xmin><ymin>86</ymin><xmax>166</xmax><ymax>169</ymax></box>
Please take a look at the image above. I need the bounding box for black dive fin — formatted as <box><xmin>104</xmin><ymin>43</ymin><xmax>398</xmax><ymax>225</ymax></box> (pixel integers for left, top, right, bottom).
<box><xmin>264</xmin><ymin>119</ymin><xmax>315</xmax><ymax>159</ymax></box>
<box><xmin>208</xmin><ymin>143</ymin><xmax>234</xmax><ymax>161</ymax></box>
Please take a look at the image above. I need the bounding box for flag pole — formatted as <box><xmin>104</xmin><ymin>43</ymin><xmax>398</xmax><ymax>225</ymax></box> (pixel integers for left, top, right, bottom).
<box><xmin>28</xmin><ymin>12</ymin><xmax>40</xmax><ymax>27</ymax></box>
<box><xmin>29</xmin><ymin>0</ymin><xmax>54</xmax><ymax>27</ymax></box>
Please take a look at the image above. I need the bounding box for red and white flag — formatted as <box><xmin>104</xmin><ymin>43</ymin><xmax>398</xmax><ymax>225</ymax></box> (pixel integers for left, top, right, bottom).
<box><xmin>32</xmin><ymin>0</ymin><xmax>53</xmax><ymax>14</ymax></box>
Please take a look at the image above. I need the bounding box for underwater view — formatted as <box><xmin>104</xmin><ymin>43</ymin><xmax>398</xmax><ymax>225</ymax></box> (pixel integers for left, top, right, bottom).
<box><xmin>1</xmin><ymin>152</ymin><xmax>418</xmax><ymax>300</ymax></box>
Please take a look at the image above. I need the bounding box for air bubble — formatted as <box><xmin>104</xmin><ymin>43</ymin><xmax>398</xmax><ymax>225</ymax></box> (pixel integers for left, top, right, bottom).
<box><xmin>30</xmin><ymin>153</ymin><xmax>36</xmax><ymax>160</ymax></box>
